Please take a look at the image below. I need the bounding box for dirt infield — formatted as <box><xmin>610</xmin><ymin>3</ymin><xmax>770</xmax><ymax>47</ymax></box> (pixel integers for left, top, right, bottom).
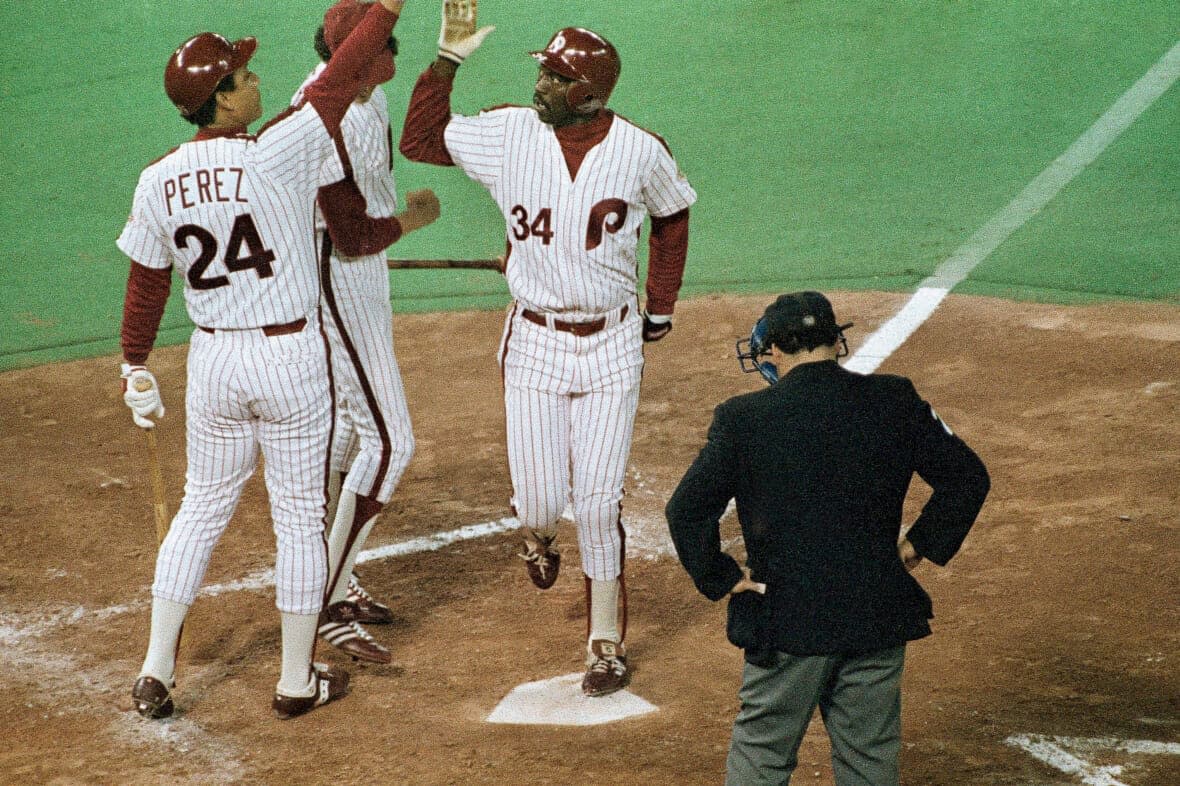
<box><xmin>2</xmin><ymin>292</ymin><xmax>1177</xmax><ymax>785</ymax></box>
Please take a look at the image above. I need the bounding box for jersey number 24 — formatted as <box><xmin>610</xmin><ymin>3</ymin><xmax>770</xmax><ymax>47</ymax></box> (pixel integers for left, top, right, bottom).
<box><xmin>176</xmin><ymin>213</ymin><xmax>277</xmax><ymax>290</ymax></box>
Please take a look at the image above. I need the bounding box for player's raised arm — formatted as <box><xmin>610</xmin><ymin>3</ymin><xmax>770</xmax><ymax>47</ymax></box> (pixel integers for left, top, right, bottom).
<box><xmin>304</xmin><ymin>0</ymin><xmax>406</xmax><ymax>136</ymax></box>
<box><xmin>399</xmin><ymin>0</ymin><xmax>493</xmax><ymax>164</ymax></box>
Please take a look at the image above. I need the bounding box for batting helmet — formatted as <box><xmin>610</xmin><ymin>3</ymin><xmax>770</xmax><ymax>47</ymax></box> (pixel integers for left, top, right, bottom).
<box><xmin>322</xmin><ymin>0</ymin><xmax>395</xmax><ymax>86</ymax></box>
<box><xmin>164</xmin><ymin>33</ymin><xmax>258</xmax><ymax>116</ymax></box>
<box><xmin>530</xmin><ymin>28</ymin><xmax>621</xmax><ymax>110</ymax></box>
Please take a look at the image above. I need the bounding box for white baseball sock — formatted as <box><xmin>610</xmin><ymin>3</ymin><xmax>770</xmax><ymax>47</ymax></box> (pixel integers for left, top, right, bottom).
<box><xmin>140</xmin><ymin>597</ymin><xmax>189</xmax><ymax>684</ymax></box>
<box><xmin>324</xmin><ymin>488</ymin><xmax>382</xmax><ymax>606</ymax></box>
<box><xmin>276</xmin><ymin>612</ymin><xmax>319</xmax><ymax>697</ymax></box>
<box><xmin>588</xmin><ymin>578</ymin><xmax>620</xmax><ymax>649</ymax></box>
<box><xmin>331</xmin><ymin>516</ymin><xmax>378</xmax><ymax>605</ymax></box>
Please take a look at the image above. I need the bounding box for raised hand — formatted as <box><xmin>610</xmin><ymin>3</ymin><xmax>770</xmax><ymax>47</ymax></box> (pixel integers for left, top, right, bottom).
<box><xmin>438</xmin><ymin>0</ymin><xmax>495</xmax><ymax>64</ymax></box>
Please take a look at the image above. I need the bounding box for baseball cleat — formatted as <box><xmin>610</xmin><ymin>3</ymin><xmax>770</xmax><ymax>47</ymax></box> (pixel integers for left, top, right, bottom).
<box><xmin>321</xmin><ymin>598</ymin><xmax>367</xmax><ymax>624</ymax></box>
<box><xmin>582</xmin><ymin>640</ymin><xmax>630</xmax><ymax>697</ymax></box>
<box><xmin>519</xmin><ymin>532</ymin><xmax>560</xmax><ymax>589</ymax></box>
<box><xmin>346</xmin><ymin>576</ymin><xmax>395</xmax><ymax>625</ymax></box>
<box><xmin>318</xmin><ymin>617</ymin><xmax>393</xmax><ymax>664</ymax></box>
<box><xmin>131</xmin><ymin>675</ymin><xmax>175</xmax><ymax>719</ymax></box>
<box><xmin>273</xmin><ymin>664</ymin><xmax>350</xmax><ymax>720</ymax></box>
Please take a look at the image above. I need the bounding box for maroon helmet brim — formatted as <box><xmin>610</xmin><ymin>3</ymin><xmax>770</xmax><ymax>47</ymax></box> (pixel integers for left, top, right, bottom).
<box><xmin>231</xmin><ymin>37</ymin><xmax>258</xmax><ymax>70</ymax></box>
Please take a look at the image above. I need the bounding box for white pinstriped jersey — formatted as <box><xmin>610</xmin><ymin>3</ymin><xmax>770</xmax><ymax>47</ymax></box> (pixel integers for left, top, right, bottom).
<box><xmin>116</xmin><ymin>105</ymin><xmax>344</xmax><ymax>329</ymax></box>
<box><xmin>297</xmin><ymin>64</ymin><xmax>399</xmax><ymax>242</ymax></box>
<box><xmin>444</xmin><ymin>108</ymin><xmax>697</xmax><ymax>319</ymax></box>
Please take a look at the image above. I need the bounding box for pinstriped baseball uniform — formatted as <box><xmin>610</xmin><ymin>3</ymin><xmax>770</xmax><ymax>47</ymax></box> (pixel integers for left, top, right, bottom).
<box><xmin>117</xmin><ymin>104</ymin><xmax>344</xmax><ymax>616</ymax></box>
<box><xmin>295</xmin><ymin>65</ymin><xmax>413</xmax><ymax>506</ymax></box>
<box><xmin>442</xmin><ymin>107</ymin><xmax>698</xmax><ymax>581</ymax></box>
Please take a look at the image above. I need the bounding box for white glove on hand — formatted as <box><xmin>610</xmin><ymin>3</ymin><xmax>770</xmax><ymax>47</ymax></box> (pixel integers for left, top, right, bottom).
<box><xmin>121</xmin><ymin>363</ymin><xmax>165</xmax><ymax>429</ymax></box>
<box><xmin>438</xmin><ymin>0</ymin><xmax>495</xmax><ymax>64</ymax></box>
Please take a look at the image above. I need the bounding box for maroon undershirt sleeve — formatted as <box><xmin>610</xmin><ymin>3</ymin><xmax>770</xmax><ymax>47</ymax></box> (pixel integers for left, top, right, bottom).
<box><xmin>399</xmin><ymin>66</ymin><xmax>456</xmax><ymax>166</ymax></box>
<box><xmin>318</xmin><ymin>180</ymin><xmax>404</xmax><ymax>257</ymax></box>
<box><xmin>645</xmin><ymin>208</ymin><xmax>690</xmax><ymax>316</ymax></box>
<box><xmin>304</xmin><ymin>4</ymin><xmax>399</xmax><ymax>138</ymax></box>
<box><xmin>121</xmin><ymin>262</ymin><xmax>172</xmax><ymax>364</ymax></box>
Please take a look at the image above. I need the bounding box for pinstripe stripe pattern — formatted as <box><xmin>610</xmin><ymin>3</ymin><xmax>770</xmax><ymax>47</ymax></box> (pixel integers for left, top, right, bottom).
<box><xmin>450</xmin><ymin>103</ymin><xmax>695</xmax><ymax>586</ymax></box>
<box><xmin>119</xmin><ymin>104</ymin><xmax>348</xmax><ymax>617</ymax></box>
<box><xmin>152</xmin><ymin>323</ymin><xmax>331</xmax><ymax>614</ymax></box>
<box><xmin>303</xmin><ymin>78</ymin><xmax>413</xmax><ymax>504</ymax></box>
<box><xmin>446</xmin><ymin>108</ymin><xmax>697</xmax><ymax>318</ymax></box>
<box><xmin>500</xmin><ymin>310</ymin><xmax>642</xmax><ymax>581</ymax></box>
<box><xmin>116</xmin><ymin>105</ymin><xmax>342</xmax><ymax>329</ymax></box>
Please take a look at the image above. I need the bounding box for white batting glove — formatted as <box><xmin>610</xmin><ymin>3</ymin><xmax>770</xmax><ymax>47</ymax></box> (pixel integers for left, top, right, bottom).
<box><xmin>121</xmin><ymin>363</ymin><xmax>165</xmax><ymax>429</ymax></box>
<box><xmin>437</xmin><ymin>0</ymin><xmax>495</xmax><ymax>64</ymax></box>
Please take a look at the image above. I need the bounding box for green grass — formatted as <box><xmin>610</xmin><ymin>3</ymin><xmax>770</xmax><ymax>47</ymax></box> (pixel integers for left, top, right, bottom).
<box><xmin>1</xmin><ymin>1</ymin><xmax>1177</xmax><ymax>368</ymax></box>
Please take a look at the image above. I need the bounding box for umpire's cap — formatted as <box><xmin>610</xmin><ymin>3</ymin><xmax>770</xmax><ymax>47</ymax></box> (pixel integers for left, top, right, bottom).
<box><xmin>763</xmin><ymin>291</ymin><xmax>853</xmax><ymax>352</ymax></box>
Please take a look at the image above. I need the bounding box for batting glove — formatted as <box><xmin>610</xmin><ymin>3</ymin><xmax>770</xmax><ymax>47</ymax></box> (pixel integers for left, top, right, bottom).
<box><xmin>642</xmin><ymin>310</ymin><xmax>673</xmax><ymax>343</ymax></box>
<box><xmin>121</xmin><ymin>363</ymin><xmax>165</xmax><ymax>429</ymax></box>
<box><xmin>437</xmin><ymin>0</ymin><xmax>495</xmax><ymax>64</ymax></box>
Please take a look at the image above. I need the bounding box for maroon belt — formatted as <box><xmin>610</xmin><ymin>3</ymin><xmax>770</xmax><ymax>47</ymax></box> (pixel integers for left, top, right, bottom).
<box><xmin>198</xmin><ymin>317</ymin><xmax>307</xmax><ymax>337</ymax></box>
<box><xmin>520</xmin><ymin>304</ymin><xmax>629</xmax><ymax>338</ymax></box>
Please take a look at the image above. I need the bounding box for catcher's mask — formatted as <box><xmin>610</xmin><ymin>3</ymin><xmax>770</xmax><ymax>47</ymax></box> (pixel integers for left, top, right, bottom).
<box><xmin>736</xmin><ymin>317</ymin><xmax>781</xmax><ymax>385</ymax></box>
<box><xmin>737</xmin><ymin>292</ymin><xmax>853</xmax><ymax>385</ymax></box>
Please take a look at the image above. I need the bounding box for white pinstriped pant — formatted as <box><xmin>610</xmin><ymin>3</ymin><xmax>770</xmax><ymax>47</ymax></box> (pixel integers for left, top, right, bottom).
<box><xmin>151</xmin><ymin>321</ymin><xmax>331</xmax><ymax>615</ymax></box>
<box><xmin>499</xmin><ymin>304</ymin><xmax>642</xmax><ymax>581</ymax></box>
<box><xmin>321</xmin><ymin>249</ymin><xmax>414</xmax><ymax>503</ymax></box>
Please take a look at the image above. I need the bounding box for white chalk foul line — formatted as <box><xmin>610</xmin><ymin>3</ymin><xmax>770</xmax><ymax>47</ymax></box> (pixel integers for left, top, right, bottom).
<box><xmin>1005</xmin><ymin>734</ymin><xmax>1180</xmax><ymax>786</ymax></box>
<box><xmin>845</xmin><ymin>38</ymin><xmax>1180</xmax><ymax>375</ymax></box>
<box><xmin>0</xmin><ymin>517</ymin><xmax>522</xmax><ymax>646</ymax></box>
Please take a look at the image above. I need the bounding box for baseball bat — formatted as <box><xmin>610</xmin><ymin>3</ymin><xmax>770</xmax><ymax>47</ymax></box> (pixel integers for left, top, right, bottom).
<box><xmin>386</xmin><ymin>257</ymin><xmax>502</xmax><ymax>271</ymax></box>
<box><xmin>133</xmin><ymin>378</ymin><xmax>170</xmax><ymax>545</ymax></box>
<box><xmin>132</xmin><ymin>378</ymin><xmax>186</xmax><ymax>662</ymax></box>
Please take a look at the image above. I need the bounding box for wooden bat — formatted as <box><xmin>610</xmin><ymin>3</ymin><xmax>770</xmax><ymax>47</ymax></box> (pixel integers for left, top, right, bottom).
<box><xmin>133</xmin><ymin>377</ymin><xmax>185</xmax><ymax>662</ymax></box>
<box><xmin>133</xmin><ymin>377</ymin><xmax>170</xmax><ymax>545</ymax></box>
<box><xmin>386</xmin><ymin>257</ymin><xmax>502</xmax><ymax>271</ymax></box>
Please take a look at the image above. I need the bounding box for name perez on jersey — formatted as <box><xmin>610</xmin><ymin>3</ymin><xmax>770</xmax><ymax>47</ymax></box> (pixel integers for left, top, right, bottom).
<box><xmin>163</xmin><ymin>166</ymin><xmax>248</xmax><ymax>216</ymax></box>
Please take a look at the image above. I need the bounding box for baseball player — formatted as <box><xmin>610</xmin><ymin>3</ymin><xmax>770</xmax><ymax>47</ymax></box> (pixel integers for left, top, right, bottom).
<box><xmin>292</xmin><ymin>0</ymin><xmax>440</xmax><ymax>665</ymax></box>
<box><xmin>118</xmin><ymin>0</ymin><xmax>409</xmax><ymax>720</ymax></box>
<box><xmin>400</xmin><ymin>2</ymin><xmax>696</xmax><ymax>696</ymax></box>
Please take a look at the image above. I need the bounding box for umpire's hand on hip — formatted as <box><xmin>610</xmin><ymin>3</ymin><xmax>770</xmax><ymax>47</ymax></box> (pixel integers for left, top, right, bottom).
<box><xmin>121</xmin><ymin>363</ymin><xmax>165</xmax><ymax>429</ymax></box>
<box><xmin>730</xmin><ymin>566</ymin><xmax>767</xmax><ymax>596</ymax></box>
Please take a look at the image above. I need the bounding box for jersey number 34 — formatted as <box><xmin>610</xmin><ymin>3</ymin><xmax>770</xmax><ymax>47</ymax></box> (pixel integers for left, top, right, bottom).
<box><xmin>176</xmin><ymin>213</ymin><xmax>277</xmax><ymax>290</ymax></box>
<box><xmin>510</xmin><ymin>199</ymin><xmax>628</xmax><ymax>251</ymax></box>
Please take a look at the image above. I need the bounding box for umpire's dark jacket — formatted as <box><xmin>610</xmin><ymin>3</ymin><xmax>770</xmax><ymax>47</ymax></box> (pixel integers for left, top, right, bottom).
<box><xmin>665</xmin><ymin>359</ymin><xmax>990</xmax><ymax>656</ymax></box>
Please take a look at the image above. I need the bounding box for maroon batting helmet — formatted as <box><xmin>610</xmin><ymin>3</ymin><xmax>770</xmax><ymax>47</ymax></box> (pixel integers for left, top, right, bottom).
<box><xmin>164</xmin><ymin>33</ymin><xmax>258</xmax><ymax>116</ymax></box>
<box><xmin>530</xmin><ymin>28</ymin><xmax>621</xmax><ymax>109</ymax></box>
<box><xmin>323</xmin><ymin>0</ymin><xmax>395</xmax><ymax>85</ymax></box>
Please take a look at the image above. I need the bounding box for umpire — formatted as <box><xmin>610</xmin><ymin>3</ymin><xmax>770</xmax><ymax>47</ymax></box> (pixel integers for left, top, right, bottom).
<box><xmin>665</xmin><ymin>292</ymin><xmax>989</xmax><ymax>786</ymax></box>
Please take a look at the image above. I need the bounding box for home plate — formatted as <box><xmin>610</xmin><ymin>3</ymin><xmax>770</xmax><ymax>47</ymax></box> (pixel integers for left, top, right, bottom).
<box><xmin>486</xmin><ymin>673</ymin><xmax>658</xmax><ymax>726</ymax></box>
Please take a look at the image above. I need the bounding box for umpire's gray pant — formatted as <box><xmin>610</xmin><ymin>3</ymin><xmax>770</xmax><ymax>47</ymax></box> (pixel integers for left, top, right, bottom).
<box><xmin>725</xmin><ymin>645</ymin><xmax>905</xmax><ymax>786</ymax></box>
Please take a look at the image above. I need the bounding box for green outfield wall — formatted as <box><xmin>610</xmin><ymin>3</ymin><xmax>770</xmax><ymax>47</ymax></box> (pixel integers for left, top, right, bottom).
<box><xmin>1</xmin><ymin>1</ymin><xmax>1177</xmax><ymax>369</ymax></box>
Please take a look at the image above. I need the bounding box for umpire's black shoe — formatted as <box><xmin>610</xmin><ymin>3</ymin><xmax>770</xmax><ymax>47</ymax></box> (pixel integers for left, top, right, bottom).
<box><xmin>131</xmin><ymin>675</ymin><xmax>175</xmax><ymax>719</ymax></box>
<box><xmin>519</xmin><ymin>532</ymin><xmax>560</xmax><ymax>589</ymax></box>
<box><xmin>273</xmin><ymin>664</ymin><xmax>350</xmax><ymax>720</ymax></box>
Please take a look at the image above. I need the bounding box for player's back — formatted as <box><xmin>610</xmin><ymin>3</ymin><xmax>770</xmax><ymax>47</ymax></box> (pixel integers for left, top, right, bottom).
<box><xmin>122</xmin><ymin>105</ymin><xmax>344</xmax><ymax>330</ymax></box>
